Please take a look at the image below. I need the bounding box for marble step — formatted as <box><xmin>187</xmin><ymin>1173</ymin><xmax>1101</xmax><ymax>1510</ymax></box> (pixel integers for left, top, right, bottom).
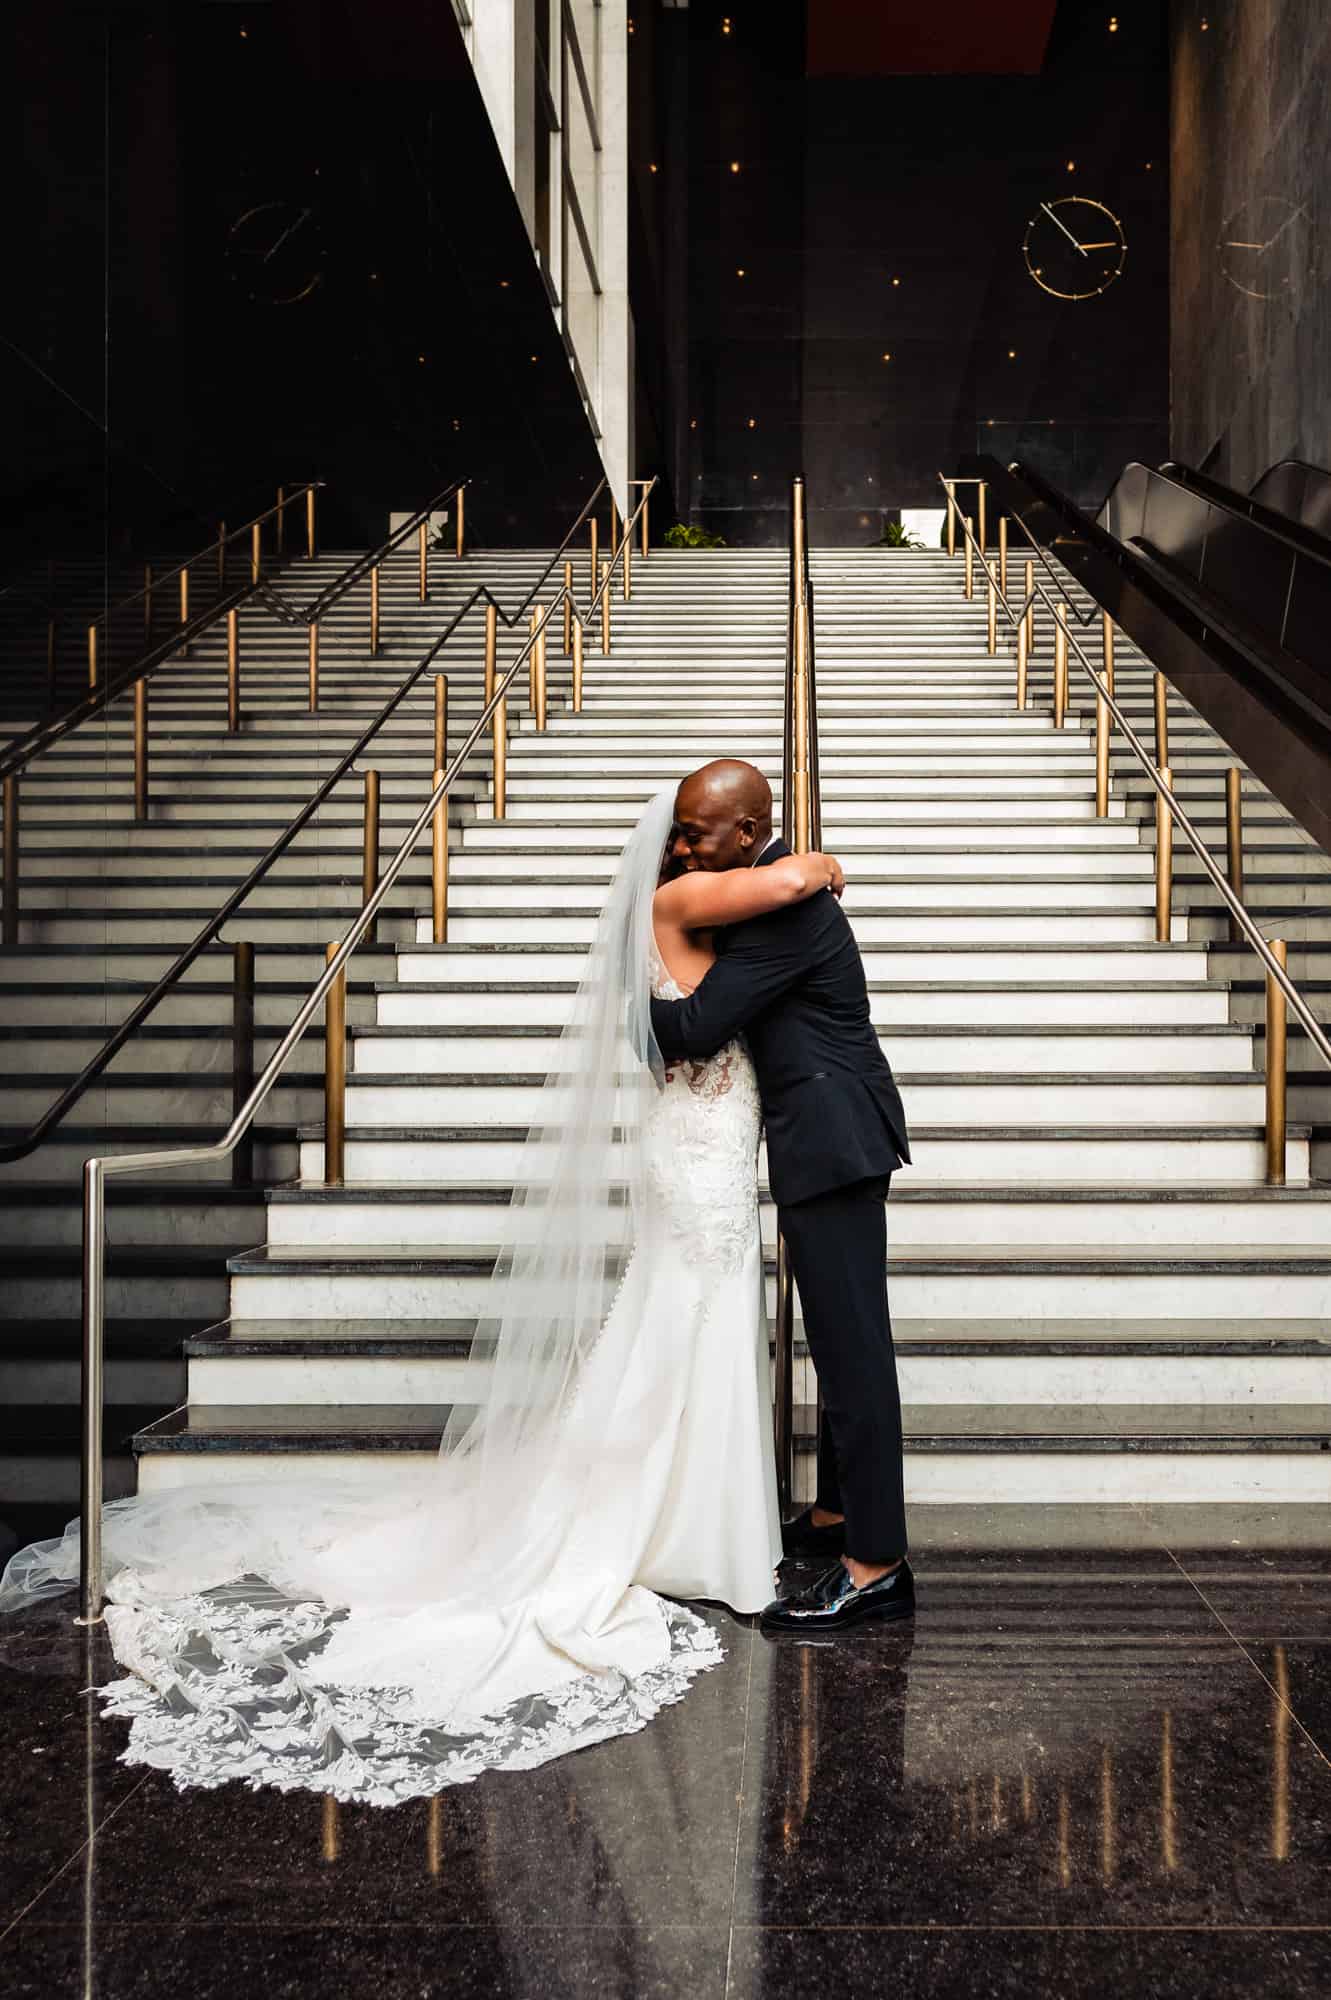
<box><xmin>394</xmin><ymin>941</ymin><xmax>1214</xmax><ymax>983</ymax></box>
<box><xmin>346</xmin><ymin>1022</ymin><xmax>1258</xmax><ymax>1077</ymax></box>
<box><xmin>0</xmin><ymin>1122</ymin><xmax>299</xmax><ymax>1185</ymax></box>
<box><xmin>296</xmin><ymin>1124</ymin><xmax>1310</xmax><ymax>1184</ymax></box>
<box><xmin>262</xmin><ymin>1181</ymin><xmax>1331</xmax><ymax>1252</ymax></box>
<box><xmin>181</xmin><ymin>1314</ymin><xmax>1331</xmax><ymax>1409</ymax></box>
<box><xmin>131</xmin><ymin>1400</ymin><xmax>1331</xmax><ymax>1510</ymax></box>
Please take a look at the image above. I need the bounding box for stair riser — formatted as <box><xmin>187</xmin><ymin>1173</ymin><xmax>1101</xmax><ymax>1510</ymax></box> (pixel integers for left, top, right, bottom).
<box><xmin>347</xmin><ymin>1030</ymin><xmax>1255</xmax><ymax>1077</ymax></box>
<box><xmin>187</xmin><ymin>1350</ymin><xmax>1331</xmax><ymax>1408</ymax></box>
<box><xmin>0</xmin><ymin>1202</ymin><xmax>264</xmax><ymax>1248</ymax></box>
<box><xmin>375</xmin><ymin>988</ymin><xmax>1234</xmax><ymax>1027</ymax></box>
<box><xmin>227</xmin><ymin>1267</ymin><xmax>1331</xmax><ymax>1321</ymax></box>
<box><xmin>394</xmin><ymin>946</ymin><xmax>1210</xmax><ymax>981</ymax></box>
<box><xmin>430</xmin><ymin>914</ymin><xmax>1175</xmax><ymax>945</ymax></box>
<box><xmin>132</xmin><ymin>1449</ymin><xmax>1331</xmax><ymax>1508</ymax></box>
<box><xmin>0</xmin><ymin>1083</ymin><xmax>318</xmax><ymax>1124</ymax></box>
<box><xmin>342</xmin><ymin>1077</ymin><xmax>1270</xmax><ymax>1125</ymax></box>
<box><xmin>0</xmin><ymin>1140</ymin><xmax>298</xmax><ymax>1185</ymax></box>
<box><xmin>1</xmin><ymin>1276</ymin><xmax>227</xmax><ymax>1318</ymax></box>
<box><xmin>3</xmin><ymin>1360</ymin><xmax>185</xmax><ymax>1401</ymax></box>
<box><xmin>299</xmin><ymin>1132</ymin><xmax>1308</xmax><ymax>1182</ymax></box>
<box><xmin>263</xmin><ymin>1195</ymin><xmax>1325</xmax><ymax>1252</ymax></box>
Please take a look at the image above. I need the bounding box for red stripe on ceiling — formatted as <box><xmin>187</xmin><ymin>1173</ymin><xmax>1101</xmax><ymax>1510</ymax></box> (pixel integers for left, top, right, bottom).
<box><xmin>806</xmin><ymin>0</ymin><xmax>1059</xmax><ymax>76</ymax></box>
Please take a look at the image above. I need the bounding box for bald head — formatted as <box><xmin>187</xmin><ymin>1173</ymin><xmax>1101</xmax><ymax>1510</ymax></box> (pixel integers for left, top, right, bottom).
<box><xmin>668</xmin><ymin>759</ymin><xmax>774</xmax><ymax>874</ymax></box>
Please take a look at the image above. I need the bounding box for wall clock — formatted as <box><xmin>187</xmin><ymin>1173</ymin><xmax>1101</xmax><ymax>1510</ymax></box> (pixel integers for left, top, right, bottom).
<box><xmin>1219</xmin><ymin>197</ymin><xmax>1309</xmax><ymax>301</ymax></box>
<box><xmin>1023</xmin><ymin>198</ymin><xmax>1127</xmax><ymax>300</ymax></box>
<box><xmin>226</xmin><ymin>201</ymin><xmax>325</xmax><ymax>305</ymax></box>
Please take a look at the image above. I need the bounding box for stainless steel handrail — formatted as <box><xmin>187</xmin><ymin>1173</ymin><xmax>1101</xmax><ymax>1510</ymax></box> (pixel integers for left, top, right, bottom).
<box><xmin>74</xmin><ymin>479</ymin><xmax>654</xmax><ymax>1622</ymax></box>
<box><xmin>936</xmin><ymin>471</ymin><xmax>1331</xmax><ymax>1076</ymax></box>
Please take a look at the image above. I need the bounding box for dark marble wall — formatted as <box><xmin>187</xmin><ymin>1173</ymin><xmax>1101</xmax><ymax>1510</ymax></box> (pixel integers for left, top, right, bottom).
<box><xmin>2</xmin><ymin>1</ymin><xmax>606</xmax><ymax>569</ymax></box>
<box><xmin>1169</xmin><ymin>1</ymin><xmax>1331</xmax><ymax>488</ymax></box>
<box><xmin>660</xmin><ymin>1</ymin><xmax>1170</xmax><ymax>546</ymax></box>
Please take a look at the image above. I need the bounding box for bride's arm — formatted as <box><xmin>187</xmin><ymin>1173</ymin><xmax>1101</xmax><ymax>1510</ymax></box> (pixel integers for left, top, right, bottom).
<box><xmin>654</xmin><ymin>852</ymin><xmax>844</xmax><ymax>931</ymax></box>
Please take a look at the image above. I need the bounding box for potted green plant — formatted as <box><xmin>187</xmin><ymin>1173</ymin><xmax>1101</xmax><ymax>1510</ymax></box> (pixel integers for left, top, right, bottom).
<box><xmin>870</xmin><ymin>520</ymin><xmax>926</xmax><ymax>550</ymax></box>
<box><xmin>663</xmin><ymin>523</ymin><xmax>728</xmax><ymax>549</ymax></box>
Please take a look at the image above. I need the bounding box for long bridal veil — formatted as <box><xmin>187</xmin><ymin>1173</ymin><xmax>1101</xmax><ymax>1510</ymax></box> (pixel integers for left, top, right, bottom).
<box><xmin>0</xmin><ymin>787</ymin><xmax>728</xmax><ymax>1797</ymax></box>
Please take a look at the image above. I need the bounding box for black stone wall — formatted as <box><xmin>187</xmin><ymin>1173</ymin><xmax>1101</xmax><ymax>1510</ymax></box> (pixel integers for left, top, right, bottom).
<box><xmin>1169</xmin><ymin>1</ymin><xmax>1331</xmax><ymax>488</ymax></box>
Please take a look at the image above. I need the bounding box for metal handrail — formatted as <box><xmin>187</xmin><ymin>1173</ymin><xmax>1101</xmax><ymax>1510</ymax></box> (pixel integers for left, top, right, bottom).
<box><xmin>936</xmin><ymin>471</ymin><xmax>1331</xmax><ymax>1078</ymax></box>
<box><xmin>0</xmin><ymin>476</ymin><xmax>607</xmax><ymax>1167</ymax></box>
<box><xmin>298</xmin><ymin>480</ymin><xmax>468</xmax><ymax>622</ymax></box>
<box><xmin>773</xmin><ymin>474</ymin><xmax>821</xmax><ymax>1513</ymax></box>
<box><xmin>85</xmin><ymin>483</ymin><xmax>323</xmax><ymax>635</ymax></box>
<box><xmin>75</xmin><ymin>477</ymin><xmax>653</xmax><ymax>1620</ymax></box>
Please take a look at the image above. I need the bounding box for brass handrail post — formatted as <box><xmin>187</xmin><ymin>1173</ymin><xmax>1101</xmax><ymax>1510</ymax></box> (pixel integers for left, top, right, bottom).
<box><xmin>623</xmin><ymin>522</ymin><xmax>632</xmax><ymax>601</ymax></box>
<box><xmin>217</xmin><ymin>524</ymin><xmax>227</xmax><ymax>588</ymax></box>
<box><xmin>306</xmin><ymin>486</ymin><xmax>317</xmax><ymax>560</ymax></box>
<box><xmin>432</xmin><ymin>768</ymin><xmax>450</xmax><ymax>943</ymax></box>
<box><xmin>986</xmin><ymin>565</ymin><xmax>997</xmax><ymax>656</ymax></box>
<box><xmin>433</xmin><ymin>673</ymin><xmax>448</xmax><ymax>775</ymax></box>
<box><xmin>1265</xmin><ymin>937</ymin><xmax>1288</xmax><ymax>1186</ymax></box>
<box><xmin>133</xmin><ymin>680</ymin><xmax>148</xmax><ymax>823</ymax></box>
<box><xmin>2</xmin><ymin>775</ymin><xmax>18</xmax><ymax>948</ymax></box>
<box><xmin>370</xmin><ymin>565</ymin><xmax>381</xmax><ymax>657</ymax></box>
<box><xmin>534</xmin><ymin>608</ymin><xmax>549</xmax><ymax>731</ymax></box>
<box><xmin>1095</xmin><ymin>685</ymin><xmax>1110</xmax><ymax>818</ymax></box>
<box><xmin>484</xmin><ymin>601</ymin><xmax>497</xmax><ymax>704</ymax></box>
<box><xmin>276</xmin><ymin>486</ymin><xmax>286</xmax><ymax>557</ymax></box>
<box><xmin>144</xmin><ymin>563</ymin><xmax>154</xmax><ymax>641</ymax></box>
<box><xmin>1016</xmin><ymin>615</ymin><xmax>1029</xmax><ymax>711</ymax></box>
<box><xmin>456</xmin><ymin>485</ymin><xmax>465</xmax><ymax>559</ymax></box>
<box><xmin>308</xmin><ymin>622</ymin><xmax>320</xmax><ymax>712</ymax></box>
<box><xmin>609</xmin><ymin>495</ymin><xmax>619</xmax><ymax>554</ymax></box>
<box><xmin>323</xmin><ymin>941</ymin><xmax>346</xmax><ymax>1185</ymax></box>
<box><xmin>1053</xmin><ymin>605</ymin><xmax>1069</xmax><ymax>729</ymax></box>
<box><xmin>250</xmin><ymin>522</ymin><xmax>262</xmax><ymax>586</ymax></box>
<box><xmin>792</xmin><ymin>475</ymin><xmax>806</xmax><ymax>595</ymax></box>
<box><xmin>964</xmin><ymin>519</ymin><xmax>974</xmax><ymax>600</ymax></box>
<box><xmin>946</xmin><ymin>480</ymin><xmax>957</xmax><ymax>557</ymax></box>
<box><xmin>999</xmin><ymin>516</ymin><xmax>1008</xmax><ymax>596</ymax></box>
<box><xmin>562</xmin><ymin>563</ymin><xmax>573</xmax><ymax>653</ymax></box>
<box><xmin>1155</xmin><ymin>767</ymin><xmax>1174</xmax><ymax>943</ymax></box>
<box><xmin>600</xmin><ymin>559</ymin><xmax>611</xmax><ymax>655</ymax></box>
<box><xmin>792</xmin><ymin>604</ymin><xmax>811</xmax><ymax>851</ymax></box>
<box><xmin>178</xmin><ymin>566</ymin><xmax>190</xmax><ymax>656</ymax></box>
<box><xmin>1102</xmin><ymin>610</ymin><xmax>1115</xmax><ymax>699</ymax></box>
<box><xmin>1154</xmin><ymin>671</ymin><xmax>1169</xmax><ymax>768</ymax></box>
<box><xmin>1024</xmin><ymin>559</ymin><xmax>1035</xmax><ymax>656</ymax></box>
<box><xmin>589</xmin><ymin>515</ymin><xmax>599</xmax><ymax>595</ymax></box>
<box><xmin>493</xmin><ymin>685</ymin><xmax>508</xmax><ymax>820</ymax></box>
<box><xmin>362</xmin><ymin>769</ymin><xmax>381</xmax><ymax>947</ymax></box>
<box><xmin>87</xmin><ymin>625</ymin><xmax>98</xmax><ymax>690</ymax></box>
<box><xmin>977</xmin><ymin>481</ymin><xmax>987</xmax><ymax>555</ymax></box>
<box><xmin>418</xmin><ymin>521</ymin><xmax>429</xmax><ymax>604</ymax></box>
<box><xmin>571</xmin><ymin>615</ymin><xmax>584</xmax><ymax>712</ymax></box>
<box><xmin>231</xmin><ymin>940</ymin><xmax>255</xmax><ymax>1187</ymax></box>
<box><xmin>46</xmin><ymin>618</ymin><xmax>58</xmax><ymax>709</ymax></box>
<box><xmin>1225</xmin><ymin>767</ymin><xmax>1245</xmax><ymax>943</ymax></box>
<box><xmin>227</xmin><ymin>609</ymin><xmax>240</xmax><ymax>733</ymax></box>
<box><xmin>773</xmin><ymin>1233</ymin><xmax>794</xmax><ymax>1515</ymax></box>
<box><xmin>528</xmin><ymin>606</ymin><xmax>539</xmax><ymax>711</ymax></box>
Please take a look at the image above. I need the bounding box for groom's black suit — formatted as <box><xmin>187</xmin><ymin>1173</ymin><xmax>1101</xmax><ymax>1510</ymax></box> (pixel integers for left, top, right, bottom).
<box><xmin>650</xmin><ymin>839</ymin><xmax>910</xmax><ymax>1562</ymax></box>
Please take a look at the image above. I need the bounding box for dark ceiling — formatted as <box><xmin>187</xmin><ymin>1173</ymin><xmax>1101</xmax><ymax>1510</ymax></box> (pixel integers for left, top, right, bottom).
<box><xmin>806</xmin><ymin>0</ymin><xmax>1060</xmax><ymax>76</ymax></box>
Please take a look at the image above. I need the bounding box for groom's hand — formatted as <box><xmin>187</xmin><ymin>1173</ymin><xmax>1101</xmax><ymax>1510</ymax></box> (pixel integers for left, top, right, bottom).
<box><xmin>829</xmin><ymin>858</ymin><xmax>846</xmax><ymax>900</ymax></box>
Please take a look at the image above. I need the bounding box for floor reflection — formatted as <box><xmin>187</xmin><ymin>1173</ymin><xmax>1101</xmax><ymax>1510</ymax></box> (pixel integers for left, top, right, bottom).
<box><xmin>1</xmin><ymin>1554</ymin><xmax>1329</xmax><ymax>1998</ymax></box>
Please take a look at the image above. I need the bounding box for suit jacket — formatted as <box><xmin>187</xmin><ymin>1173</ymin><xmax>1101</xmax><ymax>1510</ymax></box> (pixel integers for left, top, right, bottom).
<box><xmin>650</xmin><ymin>839</ymin><xmax>911</xmax><ymax>1206</ymax></box>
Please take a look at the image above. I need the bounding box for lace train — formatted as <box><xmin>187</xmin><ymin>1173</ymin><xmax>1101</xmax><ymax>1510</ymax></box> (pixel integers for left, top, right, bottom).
<box><xmin>101</xmin><ymin>1579</ymin><xmax>725</xmax><ymax>1806</ymax></box>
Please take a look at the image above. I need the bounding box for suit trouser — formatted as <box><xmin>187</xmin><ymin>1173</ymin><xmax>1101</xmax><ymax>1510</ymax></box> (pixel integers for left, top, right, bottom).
<box><xmin>777</xmin><ymin>1174</ymin><xmax>907</xmax><ymax>1563</ymax></box>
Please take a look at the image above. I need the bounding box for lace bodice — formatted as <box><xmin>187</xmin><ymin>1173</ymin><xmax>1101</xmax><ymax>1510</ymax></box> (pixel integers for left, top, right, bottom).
<box><xmin>646</xmin><ymin>943</ymin><xmax>762</xmax><ymax>1273</ymax></box>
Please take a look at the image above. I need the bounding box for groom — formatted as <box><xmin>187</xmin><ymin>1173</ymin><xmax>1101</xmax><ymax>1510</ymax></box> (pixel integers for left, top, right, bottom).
<box><xmin>649</xmin><ymin>760</ymin><xmax>914</xmax><ymax>1631</ymax></box>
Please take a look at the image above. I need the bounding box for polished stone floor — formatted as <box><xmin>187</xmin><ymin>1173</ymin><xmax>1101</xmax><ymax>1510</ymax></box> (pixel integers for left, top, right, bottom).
<box><xmin>1</xmin><ymin>1535</ymin><xmax>1329</xmax><ymax>1998</ymax></box>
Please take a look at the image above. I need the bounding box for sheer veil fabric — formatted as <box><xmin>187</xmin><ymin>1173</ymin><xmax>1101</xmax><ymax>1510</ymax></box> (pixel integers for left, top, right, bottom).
<box><xmin>0</xmin><ymin>788</ymin><xmax>781</xmax><ymax>1802</ymax></box>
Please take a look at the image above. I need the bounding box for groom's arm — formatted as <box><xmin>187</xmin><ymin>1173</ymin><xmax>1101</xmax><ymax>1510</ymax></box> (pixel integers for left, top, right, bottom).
<box><xmin>651</xmin><ymin>926</ymin><xmax>805</xmax><ymax>1062</ymax></box>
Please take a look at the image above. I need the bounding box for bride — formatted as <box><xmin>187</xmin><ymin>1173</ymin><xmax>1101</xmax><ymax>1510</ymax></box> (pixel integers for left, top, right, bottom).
<box><xmin>0</xmin><ymin>787</ymin><xmax>845</xmax><ymax>1804</ymax></box>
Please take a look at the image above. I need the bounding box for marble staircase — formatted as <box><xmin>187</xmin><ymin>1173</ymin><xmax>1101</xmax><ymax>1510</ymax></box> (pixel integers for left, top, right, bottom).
<box><xmin>106</xmin><ymin>546</ymin><xmax>1331</xmax><ymax>1540</ymax></box>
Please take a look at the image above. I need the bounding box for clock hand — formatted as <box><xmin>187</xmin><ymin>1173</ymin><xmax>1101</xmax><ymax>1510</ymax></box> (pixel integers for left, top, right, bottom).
<box><xmin>262</xmin><ymin>206</ymin><xmax>313</xmax><ymax>266</ymax></box>
<box><xmin>1041</xmin><ymin>201</ymin><xmax>1090</xmax><ymax>257</ymax></box>
<box><xmin>1259</xmin><ymin>207</ymin><xmax>1304</xmax><ymax>253</ymax></box>
<box><xmin>1078</xmin><ymin>241</ymin><xmax>1119</xmax><ymax>250</ymax></box>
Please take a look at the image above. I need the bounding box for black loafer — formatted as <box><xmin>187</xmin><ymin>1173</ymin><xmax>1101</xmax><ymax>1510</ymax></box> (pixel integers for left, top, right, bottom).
<box><xmin>780</xmin><ymin>1507</ymin><xmax>846</xmax><ymax>1560</ymax></box>
<box><xmin>760</xmin><ymin>1558</ymin><xmax>915</xmax><ymax>1633</ymax></box>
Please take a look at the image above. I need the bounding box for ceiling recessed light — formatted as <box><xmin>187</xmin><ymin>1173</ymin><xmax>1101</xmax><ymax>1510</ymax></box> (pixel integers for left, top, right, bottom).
<box><xmin>1008</xmin><ymin>349</ymin><xmax>1017</xmax><ymax>359</ymax></box>
<box><xmin>530</xmin><ymin>354</ymin><xmax>538</xmax><ymax>363</ymax></box>
<box><xmin>891</xmin><ymin>276</ymin><xmax>901</xmax><ymax>286</ymax></box>
<box><xmin>751</xmin><ymin>472</ymin><xmax>759</xmax><ymax>481</ymax></box>
<box><xmin>736</xmin><ymin>267</ymin><xmax>746</xmax><ymax>277</ymax></box>
<box><xmin>649</xmin><ymin>162</ymin><xmax>658</xmax><ymax>174</ymax></box>
<box><xmin>690</xmin><ymin>418</ymin><xmax>698</xmax><ymax>429</ymax></box>
<box><xmin>722</xmin><ymin>16</ymin><xmax>732</xmax><ymax>32</ymax></box>
<box><xmin>747</xmin><ymin>418</ymin><xmax>756</xmax><ymax>428</ymax></box>
<box><xmin>882</xmin><ymin>352</ymin><xmax>892</xmax><ymax>362</ymax></box>
<box><xmin>1066</xmin><ymin>159</ymin><xmax>1076</xmax><ymax>172</ymax></box>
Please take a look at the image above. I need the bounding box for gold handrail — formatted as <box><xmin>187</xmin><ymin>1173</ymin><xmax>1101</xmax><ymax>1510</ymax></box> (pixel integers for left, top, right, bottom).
<box><xmin>774</xmin><ymin>474</ymin><xmax>820</xmax><ymax>1514</ymax></box>
<box><xmin>74</xmin><ymin>478</ymin><xmax>656</xmax><ymax>1622</ymax></box>
<box><xmin>937</xmin><ymin>474</ymin><xmax>1331</xmax><ymax>1176</ymax></box>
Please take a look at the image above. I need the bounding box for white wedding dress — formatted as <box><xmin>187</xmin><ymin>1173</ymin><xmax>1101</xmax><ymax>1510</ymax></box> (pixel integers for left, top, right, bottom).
<box><xmin>0</xmin><ymin>789</ymin><xmax>781</xmax><ymax>1804</ymax></box>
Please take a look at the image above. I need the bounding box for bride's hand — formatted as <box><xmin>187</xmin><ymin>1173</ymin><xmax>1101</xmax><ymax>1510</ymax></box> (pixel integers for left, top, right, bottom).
<box><xmin>828</xmin><ymin>856</ymin><xmax>845</xmax><ymax>900</ymax></box>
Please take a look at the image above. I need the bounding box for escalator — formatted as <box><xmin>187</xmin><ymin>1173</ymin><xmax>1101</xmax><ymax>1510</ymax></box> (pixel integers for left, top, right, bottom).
<box><xmin>966</xmin><ymin>451</ymin><xmax>1331</xmax><ymax>858</ymax></box>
